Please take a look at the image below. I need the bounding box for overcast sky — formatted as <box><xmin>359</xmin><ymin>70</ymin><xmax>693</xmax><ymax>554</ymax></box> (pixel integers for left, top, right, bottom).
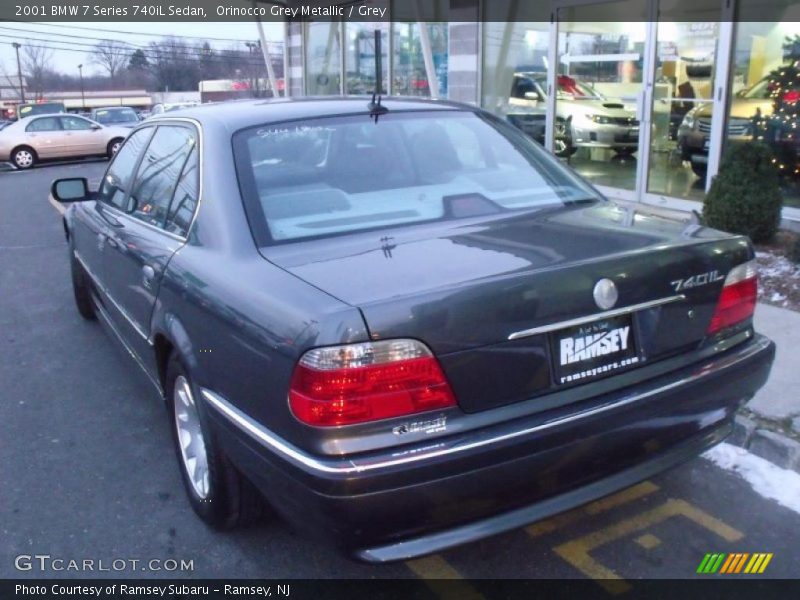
<box><xmin>0</xmin><ymin>21</ymin><xmax>284</xmax><ymax>79</ymax></box>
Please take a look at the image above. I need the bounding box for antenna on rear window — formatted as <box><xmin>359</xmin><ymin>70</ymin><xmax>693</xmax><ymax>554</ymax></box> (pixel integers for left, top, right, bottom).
<box><xmin>367</xmin><ymin>29</ymin><xmax>388</xmax><ymax>123</ymax></box>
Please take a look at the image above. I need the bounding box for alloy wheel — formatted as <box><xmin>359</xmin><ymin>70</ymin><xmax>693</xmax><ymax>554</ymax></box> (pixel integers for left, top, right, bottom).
<box><xmin>173</xmin><ymin>375</ymin><xmax>210</xmax><ymax>499</ymax></box>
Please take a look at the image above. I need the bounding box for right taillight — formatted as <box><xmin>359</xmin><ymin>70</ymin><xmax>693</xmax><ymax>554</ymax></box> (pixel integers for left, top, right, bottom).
<box><xmin>288</xmin><ymin>339</ymin><xmax>456</xmax><ymax>427</ymax></box>
<box><xmin>707</xmin><ymin>259</ymin><xmax>758</xmax><ymax>335</ymax></box>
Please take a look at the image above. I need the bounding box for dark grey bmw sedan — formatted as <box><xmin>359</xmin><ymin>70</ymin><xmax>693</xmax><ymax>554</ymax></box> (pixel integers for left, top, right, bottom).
<box><xmin>52</xmin><ymin>97</ymin><xmax>775</xmax><ymax>562</ymax></box>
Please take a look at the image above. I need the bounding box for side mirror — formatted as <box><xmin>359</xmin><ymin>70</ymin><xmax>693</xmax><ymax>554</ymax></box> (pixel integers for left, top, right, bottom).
<box><xmin>90</xmin><ymin>124</ymin><xmax>102</xmax><ymax>130</ymax></box>
<box><xmin>51</xmin><ymin>177</ymin><xmax>90</xmax><ymax>203</ymax></box>
<box><xmin>524</xmin><ymin>91</ymin><xmax>543</xmax><ymax>102</ymax></box>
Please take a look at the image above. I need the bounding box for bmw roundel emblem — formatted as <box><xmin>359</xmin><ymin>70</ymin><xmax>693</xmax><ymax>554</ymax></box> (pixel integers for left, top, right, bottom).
<box><xmin>593</xmin><ymin>278</ymin><xmax>618</xmax><ymax>310</ymax></box>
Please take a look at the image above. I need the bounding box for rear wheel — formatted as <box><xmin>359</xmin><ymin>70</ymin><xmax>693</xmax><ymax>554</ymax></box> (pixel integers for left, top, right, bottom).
<box><xmin>11</xmin><ymin>146</ymin><xmax>36</xmax><ymax>169</ymax></box>
<box><xmin>554</xmin><ymin>120</ymin><xmax>577</xmax><ymax>158</ymax></box>
<box><xmin>107</xmin><ymin>138</ymin><xmax>123</xmax><ymax>158</ymax></box>
<box><xmin>166</xmin><ymin>356</ymin><xmax>265</xmax><ymax>529</ymax></box>
<box><xmin>70</xmin><ymin>251</ymin><xmax>96</xmax><ymax>321</ymax></box>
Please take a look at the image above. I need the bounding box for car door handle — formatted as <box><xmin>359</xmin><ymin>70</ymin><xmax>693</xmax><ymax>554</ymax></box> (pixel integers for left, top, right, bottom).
<box><xmin>106</xmin><ymin>236</ymin><xmax>118</xmax><ymax>249</ymax></box>
<box><xmin>142</xmin><ymin>264</ymin><xmax>156</xmax><ymax>289</ymax></box>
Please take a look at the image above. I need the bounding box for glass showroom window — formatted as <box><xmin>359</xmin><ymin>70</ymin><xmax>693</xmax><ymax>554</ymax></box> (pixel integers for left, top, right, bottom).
<box><xmin>554</xmin><ymin>8</ymin><xmax>647</xmax><ymax>191</ymax></box>
<box><xmin>482</xmin><ymin>22</ymin><xmax>551</xmax><ymax>153</ymax></box>
<box><xmin>649</xmin><ymin>20</ymin><xmax>720</xmax><ymax>201</ymax></box>
<box><xmin>345</xmin><ymin>22</ymin><xmax>389</xmax><ymax>94</ymax></box>
<box><xmin>725</xmin><ymin>16</ymin><xmax>800</xmax><ymax>209</ymax></box>
<box><xmin>393</xmin><ymin>23</ymin><xmax>448</xmax><ymax>97</ymax></box>
<box><xmin>305</xmin><ymin>21</ymin><xmax>341</xmax><ymax>95</ymax></box>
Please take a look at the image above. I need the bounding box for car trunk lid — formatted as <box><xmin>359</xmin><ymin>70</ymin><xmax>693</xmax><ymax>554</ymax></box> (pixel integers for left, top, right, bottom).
<box><xmin>263</xmin><ymin>203</ymin><xmax>752</xmax><ymax>412</ymax></box>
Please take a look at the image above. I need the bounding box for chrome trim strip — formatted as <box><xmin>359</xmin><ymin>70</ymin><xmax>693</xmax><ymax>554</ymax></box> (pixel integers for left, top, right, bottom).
<box><xmin>74</xmin><ymin>251</ymin><xmax>152</xmax><ymax>345</ymax></box>
<box><xmin>200</xmin><ymin>334</ymin><xmax>770</xmax><ymax>476</ymax></box>
<box><xmin>507</xmin><ymin>294</ymin><xmax>687</xmax><ymax>340</ymax></box>
<box><xmin>93</xmin><ymin>291</ymin><xmax>162</xmax><ymax>394</ymax></box>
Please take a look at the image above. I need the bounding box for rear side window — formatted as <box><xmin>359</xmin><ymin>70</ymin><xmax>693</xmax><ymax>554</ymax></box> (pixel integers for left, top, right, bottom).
<box><xmin>126</xmin><ymin>125</ymin><xmax>197</xmax><ymax>230</ymax></box>
<box><xmin>98</xmin><ymin>127</ymin><xmax>154</xmax><ymax>210</ymax></box>
<box><xmin>26</xmin><ymin>117</ymin><xmax>61</xmax><ymax>132</ymax></box>
<box><xmin>61</xmin><ymin>116</ymin><xmax>93</xmax><ymax>130</ymax></box>
<box><xmin>164</xmin><ymin>143</ymin><xmax>199</xmax><ymax>237</ymax></box>
<box><xmin>233</xmin><ymin>110</ymin><xmax>597</xmax><ymax>244</ymax></box>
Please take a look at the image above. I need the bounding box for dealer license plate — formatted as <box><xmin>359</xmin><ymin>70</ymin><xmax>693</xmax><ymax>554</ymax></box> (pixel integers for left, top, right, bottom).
<box><xmin>552</xmin><ymin>314</ymin><xmax>640</xmax><ymax>385</ymax></box>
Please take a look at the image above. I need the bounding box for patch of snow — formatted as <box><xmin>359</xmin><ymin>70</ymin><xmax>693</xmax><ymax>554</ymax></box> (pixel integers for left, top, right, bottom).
<box><xmin>703</xmin><ymin>442</ymin><xmax>800</xmax><ymax>515</ymax></box>
<box><xmin>770</xmin><ymin>291</ymin><xmax>787</xmax><ymax>302</ymax></box>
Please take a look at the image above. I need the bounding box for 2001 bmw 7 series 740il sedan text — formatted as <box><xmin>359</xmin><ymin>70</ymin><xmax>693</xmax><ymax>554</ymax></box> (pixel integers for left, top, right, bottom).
<box><xmin>51</xmin><ymin>97</ymin><xmax>775</xmax><ymax>562</ymax></box>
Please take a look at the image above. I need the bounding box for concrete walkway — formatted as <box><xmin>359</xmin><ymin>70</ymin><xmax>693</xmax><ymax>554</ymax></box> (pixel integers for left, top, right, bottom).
<box><xmin>729</xmin><ymin>302</ymin><xmax>800</xmax><ymax>472</ymax></box>
<box><xmin>750</xmin><ymin>303</ymin><xmax>800</xmax><ymax>421</ymax></box>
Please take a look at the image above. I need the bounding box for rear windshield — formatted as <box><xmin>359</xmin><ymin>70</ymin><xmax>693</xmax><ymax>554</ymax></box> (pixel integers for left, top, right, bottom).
<box><xmin>233</xmin><ymin>110</ymin><xmax>599</xmax><ymax>244</ymax></box>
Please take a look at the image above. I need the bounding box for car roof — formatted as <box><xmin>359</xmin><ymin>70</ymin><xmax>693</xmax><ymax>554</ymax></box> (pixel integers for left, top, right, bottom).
<box><xmin>152</xmin><ymin>96</ymin><xmax>478</xmax><ymax>132</ymax></box>
<box><xmin>93</xmin><ymin>106</ymin><xmax>134</xmax><ymax>111</ymax></box>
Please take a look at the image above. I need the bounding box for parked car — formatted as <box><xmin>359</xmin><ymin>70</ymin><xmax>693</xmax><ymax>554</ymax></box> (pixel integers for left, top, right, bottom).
<box><xmin>677</xmin><ymin>73</ymin><xmax>779</xmax><ymax>176</ymax></box>
<box><xmin>509</xmin><ymin>72</ymin><xmax>640</xmax><ymax>157</ymax></box>
<box><xmin>0</xmin><ymin>113</ymin><xmax>129</xmax><ymax>169</ymax></box>
<box><xmin>149</xmin><ymin>102</ymin><xmax>200</xmax><ymax>116</ymax></box>
<box><xmin>90</xmin><ymin>106</ymin><xmax>141</xmax><ymax>128</ymax></box>
<box><xmin>16</xmin><ymin>101</ymin><xmax>67</xmax><ymax>119</ymax></box>
<box><xmin>51</xmin><ymin>98</ymin><xmax>774</xmax><ymax>561</ymax></box>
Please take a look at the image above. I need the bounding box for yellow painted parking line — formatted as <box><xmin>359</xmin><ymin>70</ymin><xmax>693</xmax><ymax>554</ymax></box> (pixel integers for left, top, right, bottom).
<box><xmin>633</xmin><ymin>533</ymin><xmax>661</xmax><ymax>550</ymax></box>
<box><xmin>406</xmin><ymin>555</ymin><xmax>484</xmax><ymax>600</ymax></box>
<box><xmin>48</xmin><ymin>194</ymin><xmax>66</xmax><ymax>215</ymax></box>
<box><xmin>526</xmin><ymin>480</ymin><xmax>660</xmax><ymax>538</ymax></box>
<box><xmin>553</xmin><ymin>498</ymin><xmax>744</xmax><ymax>594</ymax></box>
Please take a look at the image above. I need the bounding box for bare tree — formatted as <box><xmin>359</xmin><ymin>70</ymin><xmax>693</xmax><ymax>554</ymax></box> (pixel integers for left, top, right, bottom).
<box><xmin>0</xmin><ymin>60</ymin><xmax>24</xmax><ymax>99</ymax></box>
<box><xmin>22</xmin><ymin>45</ymin><xmax>53</xmax><ymax>99</ymax></box>
<box><xmin>91</xmin><ymin>40</ymin><xmax>131</xmax><ymax>82</ymax></box>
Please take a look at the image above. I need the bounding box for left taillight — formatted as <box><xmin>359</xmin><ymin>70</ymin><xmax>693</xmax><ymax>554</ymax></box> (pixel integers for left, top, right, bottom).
<box><xmin>288</xmin><ymin>339</ymin><xmax>457</xmax><ymax>427</ymax></box>
<box><xmin>707</xmin><ymin>259</ymin><xmax>758</xmax><ymax>335</ymax></box>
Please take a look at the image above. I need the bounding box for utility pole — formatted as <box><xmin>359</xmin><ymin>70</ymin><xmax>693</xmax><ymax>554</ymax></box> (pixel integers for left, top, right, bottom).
<box><xmin>77</xmin><ymin>64</ymin><xmax>85</xmax><ymax>111</ymax></box>
<box><xmin>12</xmin><ymin>42</ymin><xmax>25</xmax><ymax>103</ymax></box>
<box><xmin>245</xmin><ymin>41</ymin><xmax>259</xmax><ymax>97</ymax></box>
<box><xmin>252</xmin><ymin>0</ymin><xmax>279</xmax><ymax>98</ymax></box>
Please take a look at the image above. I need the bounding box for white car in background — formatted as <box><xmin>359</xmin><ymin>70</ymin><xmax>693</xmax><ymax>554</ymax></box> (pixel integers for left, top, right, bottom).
<box><xmin>0</xmin><ymin>113</ymin><xmax>129</xmax><ymax>169</ymax></box>
<box><xmin>149</xmin><ymin>102</ymin><xmax>200</xmax><ymax>116</ymax></box>
<box><xmin>509</xmin><ymin>72</ymin><xmax>640</xmax><ymax>157</ymax></box>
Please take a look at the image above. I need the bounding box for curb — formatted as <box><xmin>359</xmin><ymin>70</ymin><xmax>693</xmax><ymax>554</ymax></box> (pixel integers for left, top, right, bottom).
<box><xmin>728</xmin><ymin>411</ymin><xmax>800</xmax><ymax>473</ymax></box>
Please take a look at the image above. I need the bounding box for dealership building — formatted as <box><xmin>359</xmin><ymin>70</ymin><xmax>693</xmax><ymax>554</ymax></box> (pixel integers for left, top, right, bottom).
<box><xmin>279</xmin><ymin>0</ymin><xmax>800</xmax><ymax>223</ymax></box>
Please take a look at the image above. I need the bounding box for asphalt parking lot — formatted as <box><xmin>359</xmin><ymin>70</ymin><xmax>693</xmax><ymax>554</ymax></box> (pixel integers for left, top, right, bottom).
<box><xmin>1</xmin><ymin>162</ymin><xmax>798</xmax><ymax>589</ymax></box>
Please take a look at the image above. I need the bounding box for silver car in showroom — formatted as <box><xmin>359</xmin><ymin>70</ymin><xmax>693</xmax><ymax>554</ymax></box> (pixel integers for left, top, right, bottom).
<box><xmin>509</xmin><ymin>72</ymin><xmax>640</xmax><ymax>157</ymax></box>
<box><xmin>0</xmin><ymin>113</ymin><xmax>129</xmax><ymax>169</ymax></box>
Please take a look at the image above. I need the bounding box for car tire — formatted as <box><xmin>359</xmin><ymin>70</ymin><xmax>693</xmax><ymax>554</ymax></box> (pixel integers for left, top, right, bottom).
<box><xmin>11</xmin><ymin>146</ymin><xmax>36</xmax><ymax>170</ymax></box>
<box><xmin>691</xmin><ymin>161</ymin><xmax>707</xmax><ymax>178</ymax></box>
<box><xmin>107</xmin><ymin>138</ymin><xmax>124</xmax><ymax>158</ymax></box>
<box><xmin>166</xmin><ymin>355</ymin><xmax>265</xmax><ymax>529</ymax></box>
<box><xmin>70</xmin><ymin>251</ymin><xmax>96</xmax><ymax>321</ymax></box>
<box><xmin>554</xmin><ymin>120</ymin><xmax>577</xmax><ymax>158</ymax></box>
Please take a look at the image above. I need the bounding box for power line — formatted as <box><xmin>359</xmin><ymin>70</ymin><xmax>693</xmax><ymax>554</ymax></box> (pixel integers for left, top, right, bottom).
<box><xmin>13</xmin><ymin>20</ymin><xmax>275</xmax><ymax>44</ymax></box>
<box><xmin>0</xmin><ymin>24</ymin><xmax>282</xmax><ymax>54</ymax></box>
<box><xmin>0</xmin><ymin>34</ymin><xmax>281</xmax><ymax>66</ymax></box>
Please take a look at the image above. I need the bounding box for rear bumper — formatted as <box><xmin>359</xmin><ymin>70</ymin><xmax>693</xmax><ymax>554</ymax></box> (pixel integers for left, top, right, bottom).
<box><xmin>205</xmin><ymin>334</ymin><xmax>774</xmax><ymax>561</ymax></box>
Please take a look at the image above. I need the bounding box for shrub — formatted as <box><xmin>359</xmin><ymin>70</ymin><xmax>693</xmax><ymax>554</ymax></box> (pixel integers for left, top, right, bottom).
<box><xmin>703</xmin><ymin>143</ymin><xmax>783</xmax><ymax>243</ymax></box>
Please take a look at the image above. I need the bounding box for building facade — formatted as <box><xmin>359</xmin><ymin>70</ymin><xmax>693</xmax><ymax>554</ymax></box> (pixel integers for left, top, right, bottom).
<box><xmin>283</xmin><ymin>0</ymin><xmax>800</xmax><ymax>223</ymax></box>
